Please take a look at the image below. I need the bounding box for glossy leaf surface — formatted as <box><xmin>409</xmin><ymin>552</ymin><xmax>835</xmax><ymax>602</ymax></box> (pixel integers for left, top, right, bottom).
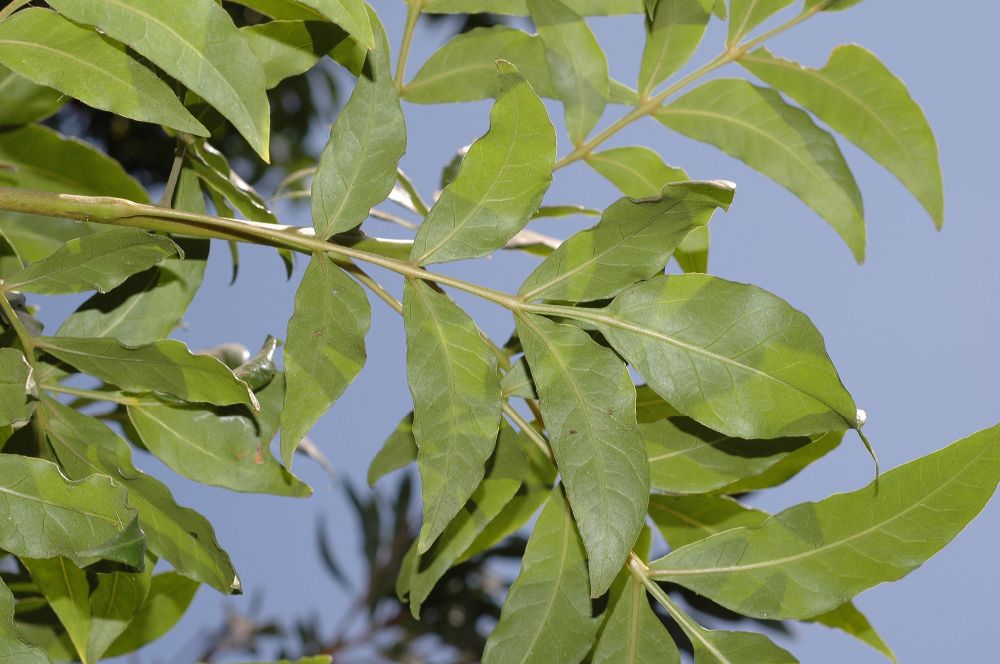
<box><xmin>410</xmin><ymin>62</ymin><xmax>555</xmax><ymax>265</ymax></box>
<box><xmin>517</xmin><ymin>313</ymin><xmax>648</xmax><ymax>597</ymax></box>
<box><xmin>404</xmin><ymin>279</ymin><xmax>501</xmax><ymax>552</ymax></box>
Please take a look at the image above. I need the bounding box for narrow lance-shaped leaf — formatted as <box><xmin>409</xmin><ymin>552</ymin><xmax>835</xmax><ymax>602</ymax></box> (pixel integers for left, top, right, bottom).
<box><xmin>36</xmin><ymin>336</ymin><xmax>257</xmax><ymax>410</ymax></box>
<box><xmin>519</xmin><ymin>181</ymin><xmax>733</xmax><ymax>302</ymax></box>
<box><xmin>656</xmin><ymin>79</ymin><xmax>865</xmax><ymax>261</ymax></box>
<box><xmin>3</xmin><ymin>229</ymin><xmax>179</xmax><ymax>295</ymax></box>
<box><xmin>410</xmin><ymin>61</ymin><xmax>555</xmax><ymax>265</ymax></box>
<box><xmin>527</xmin><ymin>0</ymin><xmax>609</xmax><ymax>144</ymax></box>
<box><xmin>21</xmin><ymin>557</ymin><xmax>91</xmax><ymax>663</ymax></box>
<box><xmin>648</xmin><ymin>494</ymin><xmax>896</xmax><ymax>661</ymax></box>
<box><xmin>649</xmin><ymin>423</ymin><xmax>1000</xmax><ymax>619</ymax></box>
<box><xmin>312</xmin><ymin>9</ymin><xmax>405</xmax><ymax>238</ymax></box>
<box><xmin>404</xmin><ymin>279</ymin><xmax>502</xmax><ymax>552</ymax></box>
<box><xmin>48</xmin><ymin>0</ymin><xmax>270</xmax><ymax>160</ymax></box>
<box><xmin>727</xmin><ymin>0</ymin><xmax>795</xmax><ymax>45</ymax></box>
<box><xmin>281</xmin><ymin>254</ymin><xmax>370</xmax><ymax>465</ymax></box>
<box><xmin>104</xmin><ymin>572</ymin><xmax>199</xmax><ymax>658</ymax></box>
<box><xmin>0</xmin><ymin>63</ymin><xmax>64</xmax><ymax>127</ymax></box>
<box><xmin>295</xmin><ymin>0</ymin><xmax>374</xmax><ymax>49</ymax></box>
<box><xmin>595</xmin><ymin>274</ymin><xmax>857</xmax><ymax>439</ymax></box>
<box><xmin>367</xmin><ymin>412</ymin><xmax>416</xmax><ymax>486</ymax></box>
<box><xmin>482</xmin><ymin>488</ymin><xmax>600</xmax><ymax>664</ymax></box>
<box><xmin>592</xmin><ymin>574</ymin><xmax>680</xmax><ymax>664</ymax></box>
<box><xmin>0</xmin><ymin>454</ymin><xmax>143</xmax><ymax>568</ymax></box>
<box><xmin>740</xmin><ymin>46</ymin><xmax>943</xmax><ymax>226</ymax></box>
<box><xmin>0</xmin><ymin>580</ymin><xmax>48</xmax><ymax>663</ymax></box>
<box><xmin>517</xmin><ymin>313</ymin><xmax>648</xmax><ymax>597</ymax></box>
<box><xmin>0</xmin><ymin>348</ymin><xmax>35</xmax><ymax>426</ymax></box>
<box><xmin>0</xmin><ymin>8</ymin><xmax>208</xmax><ymax>136</ymax></box>
<box><xmin>638</xmin><ymin>0</ymin><xmax>710</xmax><ymax>97</ymax></box>
<box><xmin>43</xmin><ymin>398</ymin><xmax>241</xmax><ymax>594</ymax></box>
<box><xmin>129</xmin><ymin>396</ymin><xmax>311</xmax><ymax>498</ymax></box>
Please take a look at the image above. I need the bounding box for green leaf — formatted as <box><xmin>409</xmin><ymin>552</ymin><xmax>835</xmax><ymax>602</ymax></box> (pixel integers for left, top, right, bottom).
<box><xmin>727</xmin><ymin>0</ymin><xmax>795</xmax><ymax>44</ymax></box>
<box><xmin>229</xmin><ymin>0</ymin><xmax>322</xmax><ymax>20</ymax></box>
<box><xmin>36</xmin><ymin>337</ymin><xmax>258</xmax><ymax>409</ymax></box>
<box><xmin>719</xmin><ymin>430</ymin><xmax>843</xmax><ymax>494</ymax></box>
<box><xmin>740</xmin><ymin>46</ymin><xmax>943</xmax><ymax>226</ymax></box>
<box><xmin>592</xmin><ymin>575</ymin><xmax>680</xmax><ymax>664</ymax></box>
<box><xmin>639</xmin><ymin>0</ymin><xmax>710</xmax><ymax>97</ymax></box>
<box><xmin>424</xmin><ymin>0</ymin><xmax>643</xmax><ymax>16</ymax></box>
<box><xmin>648</xmin><ymin>494</ymin><xmax>895</xmax><ymax>660</ymax></box>
<box><xmin>586</xmin><ymin>146</ymin><xmax>688</xmax><ymax>197</ymax></box>
<box><xmin>48</xmin><ymin>0</ymin><xmax>271</xmax><ymax>160</ymax></box>
<box><xmin>0</xmin><ymin>580</ymin><xmax>48</xmax><ymax>663</ymax></box>
<box><xmin>527</xmin><ymin>0</ymin><xmax>609</xmax><ymax>144</ymax></box>
<box><xmin>649</xmin><ymin>422</ymin><xmax>1000</xmax><ymax>619</ymax></box>
<box><xmin>0</xmin><ymin>348</ymin><xmax>35</xmax><ymax>426</ymax></box>
<box><xmin>226</xmin><ymin>658</ymin><xmax>332</xmax><ymax>664</ymax></box>
<box><xmin>0</xmin><ymin>64</ymin><xmax>64</xmax><ymax>127</ymax></box>
<box><xmin>20</xmin><ymin>558</ymin><xmax>90</xmax><ymax>663</ymax></box>
<box><xmin>281</xmin><ymin>254</ymin><xmax>369</xmax><ymax>465</ymax></box>
<box><xmin>242</xmin><ymin>20</ymin><xmax>354</xmax><ymax>89</ymax></box>
<box><xmin>519</xmin><ymin>181</ymin><xmax>733</xmax><ymax>302</ymax></box>
<box><xmin>367</xmin><ymin>412</ymin><xmax>416</xmax><ymax>486</ymax></box>
<box><xmin>803</xmin><ymin>0</ymin><xmax>864</xmax><ymax>11</ymax></box>
<box><xmin>43</xmin><ymin>399</ymin><xmax>240</xmax><ymax>593</ymax></box>
<box><xmin>501</xmin><ymin>356</ymin><xmax>537</xmax><ymax>399</ymax></box>
<box><xmin>656</xmin><ymin>79</ymin><xmax>865</xmax><ymax>261</ymax></box>
<box><xmin>404</xmin><ymin>279</ymin><xmax>502</xmax><ymax>551</ymax></box>
<box><xmin>128</xmin><ymin>396</ymin><xmax>310</xmax><ymax>497</ymax></box>
<box><xmin>596</xmin><ymin>274</ymin><xmax>857</xmax><ymax>439</ymax></box>
<box><xmin>643</xmin><ymin>417</ymin><xmax>834</xmax><ymax>494</ymax></box>
<box><xmin>406</xmin><ymin>424</ymin><xmax>526</xmax><ymax>616</ymax></box>
<box><xmin>517</xmin><ymin>313</ymin><xmax>648</xmax><ymax>597</ymax></box>
<box><xmin>86</xmin><ymin>566</ymin><xmax>151</xmax><ymax>663</ymax></box>
<box><xmin>0</xmin><ymin>454</ymin><xmax>143</xmax><ymax>568</ymax></box>
<box><xmin>188</xmin><ymin>141</ymin><xmax>277</xmax><ymax>225</ymax></box>
<box><xmin>482</xmin><ymin>488</ymin><xmax>600</xmax><ymax>663</ymax></box>
<box><xmin>104</xmin><ymin>572</ymin><xmax>199</xmax><ymax>658</ymax></box>
<box><xmin>3</xmin><ymin>228</ymin><xmax>179</xmax><ymax>295</ymax></box>
<box><xmin>294</xmin><ymin>0</ymin><xmax>373</xmax><ymax>49</ymax></box>
<box><xmin>0</xmin><ymin>8</ymin><xmax>208</xmax><ymax>136</ymax></box>
<box><xmin>410</xmin><ymin>62</ymin><xmax>554</xmax><ymax>265</ymax></box>
<box><xmin>312</xmin><ymin>10</ymin><xmax>405</xmax><ymax>238</ymax></box>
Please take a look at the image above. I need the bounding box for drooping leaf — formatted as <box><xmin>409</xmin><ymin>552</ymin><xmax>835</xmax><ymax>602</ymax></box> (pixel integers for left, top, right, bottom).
<box><xmin>128</xmin><ymin>395</ymin><xmax>311</xmax><ymax>498</ymax></box>
<box><xmin>242</xmin><ymin>20</ymin><xmax>354</xmax><ymax>89</ymax></box>
<box><xmin>48</xmin><ymin>0</ymin><xmax>270</xmax><ymax>160</ymax></box>
<box><xmin>649</xmin><ymin>423</ymin><xmax>1000</xmax><ymax>619</ymax></box>
<box><xmin>406</xmin><ymin>424</ymin><xmax>526</xmax><ymax>616</ymax></box>
<box><xmin>410</xmin><ymin>62</ymin><xmax>555</xmax><ymax>265</ymax></box>
<box><xmin>3</xmin><ymin>229</ymin><xmax>178</xmax><ymax>295</ymax></box>
<box><xmin>424</xmin><ymin>0</ymin><xmax>643</xmax><ymax>14</ymax></box>
<box><xmin>104</xmin><ymin>572</ymin><xmax>199</xmax><ymax>658</ymax></box>
<box><xmin>592</xmin><ymin>574</ymin><xmax>680</xmax><ymax>664</ymax></box>
<box><xmin>0</xmin><ymin>454</ymin><xmax>143</xmax><ymax>568</ymax></box>
<box><xmin>43</xmin><ymin>399</ymin><xmax>240</xmax><ymax>593</ymax></box>
<box><xmin>595</xmin><ymin>273</ymin><xmax>857</xmax><ymax>439</ymax></box>
<box><xmin>482</xmin><ymin>488</ymin><xmax>600</xmax><ymax>663</ymax></box>
<box><xmin>0</xmin><ymin>348</ymin><xmax>34</xmax><ymax>426</ymax></box>
<box><xmin>648</xmin><ymin>494</ymin><xmax>895</xmax><ymax>660</ymax></box>
<box><xmin>519</xmin><ymin>181</ymin><xmax>733</xmax><ymax>302</ymax></box>
<box><xmin>36</xmin><ymin>337</ymin><xmax>257</xmax><ymax>409</ymax></box>
<box><xmin>404</xmin><ymin>279</ymin><xmax>502</xmax><ymax>551</ymax></box>
<box><xmin>727</xmin><ymin>0</ymin><xmax>795</xmax><ymax>44</ymax></box>
<box><xmin>527</xmin><ymin>0</ymin><xmax>609</xmax><ymax>144</ymax></box>
<box><xmin>656</xmin><ymin>79</ymin><xmax>865</xmax><ymax>261</ymax></box>
<box><xmin>639</xmin><ymin>0</ymin><xmax>710</xmax><ymax>97</ymax></box>
<box><xmin>740</xmin><ymin>46</ymin><xmax>943</xmax><ymax>226</ymax></box>
<box><xmin>312</xmin><ymin>10</ymin><xmax>405</xmax><ymax>238</ymax></box>
<box><xmin>21</xmin><ymin>557</ymin><xmax>90</xmax><ymax>663</ymax></box>
<box><xmin>517</xmin><ymin>313</ymin><xmax>648</xmax><ymax>597</ymax></box>
<box><xmin>187</xmin><ymin>141</ymin><xmax>277</xmax><ymax>225</ymax></box>
<box><xmin>295</xmin><ymin>0</ymin><xmax>373</xmax><ymax>48</ymax></box>
<box><xmin>0</xmin><ymin>64</ymin><xmax>64</xmax><ymax>127</ymax></box>
<box><xmin>0</xmin><ymin>8</ymin><xmax>208</xmax><ymax>136</ymax></box>
<box><xmin>367</xmin><ymin>412</ymin><xmax>416</xmax><ymax>486</ymax></box>
<box><xmin>586</xmin><ymin>146</ymin><xmax>688</xmax><ymax>198</ymax></box>
<box><xmin>0</xmin><ymin>580</ymin><xmax>48</xmax><ymax>663</ymax></box>
<box><xmin>281</xmin><ymin>254</ymin><xmax>369</xmax><ymax>465</ymax></box>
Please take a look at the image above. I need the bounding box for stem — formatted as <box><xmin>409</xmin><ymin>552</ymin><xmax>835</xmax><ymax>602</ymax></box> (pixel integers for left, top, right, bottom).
<box><xmin>0</xmin><ymin>289</ymin><xmax>35</xmax><ymax>358</ymax></box>
<box><xmin>502</xmin><ymin>403</ymin><xmax>555</xmax><ymax>464</ymax></box>
<box><xmin>551</xmin><ymin>0</ymin><xmax>834</xmax><ymax>170</ymax></box>
<box><xmin>42</xmin><ymin>383</ymin><xmax>141</xmax><ymax>407</ymax></box>
<box><xmin>158</xmin><ymin>136</ymin><xmax>189</xmax><ymax>207</ymax></box>
<box><xmin>369</xmin><ymin>208</ymin><xmax>418</xmax><ymax>231</ymax></box>
<box><xmin>395</xmin><ymin>1</ymin><xmax>425</xmax><ymax>93</ymax></box>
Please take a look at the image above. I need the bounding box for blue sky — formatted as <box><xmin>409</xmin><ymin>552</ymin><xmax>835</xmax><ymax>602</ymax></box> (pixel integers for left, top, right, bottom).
<box><xmin>79</xmin><ymin>2</ymin><xmax>1000</xmax><ymax>662</ymax></box>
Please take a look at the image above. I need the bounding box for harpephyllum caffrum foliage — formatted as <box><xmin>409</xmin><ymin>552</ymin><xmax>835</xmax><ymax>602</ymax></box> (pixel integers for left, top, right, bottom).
<box><xmin>0</xmin><ymin>0</ymin><xmax>994</xmax><ymax>662</ymax></box>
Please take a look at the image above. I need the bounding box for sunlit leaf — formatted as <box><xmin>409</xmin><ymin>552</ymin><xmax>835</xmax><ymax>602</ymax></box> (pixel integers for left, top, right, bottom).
<box><xmin>104</xmin><ymin>573</ymin><xmax>199</xmax><ymax>658</ymax></box>
<box><xmin>295</xmin><ymin>0</ymin><xmax>373</xmax><ymax>49</ymax></box>
<box><xmin>517</xmin><ymin>313</ymin><xmax>648</xmax><ymax>597</ymax></box>
<box><xmin>410</xmin><ymin>62</ymin><xmax>555</xmax><ymax>265</ymax></box>
<box><xmin>586</xmin><ymin>146</ymin><xmax>688</xmax><ymax>197</ymax></box>
<box><xmin>727</xmin><ymin>0</ymin><xmax>795</xmax><ymax>44</ymax></box>
<box><xmin>87</xmin><ymin>565</ymin><xmax>152</xmax><ymax>663</ymax></box>
<box><xmin>242</xmin><ymin>21</ymin><xmax>353</xmax><ymax>89</ymax></box>
<box><xmin>639</xmin><ymin>0</ymin><xmax>710</xmax><ymax>97</ymax></box>
<box><xmin>20</xmin><ymin>557</ymin><xmax>90</xmax><ymax>663</ymax></box>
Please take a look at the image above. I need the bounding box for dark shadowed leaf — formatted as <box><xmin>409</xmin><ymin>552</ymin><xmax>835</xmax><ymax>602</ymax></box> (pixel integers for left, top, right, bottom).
<box><xmin>0</xmin><ymin>64</ymin><xmax>64</xmax><ymax>127</ymax></box>
<box><xmin>0</xmin><ymin>348</ymin><xmax>34</xmax><ymax>426</ymax></box>
<box><xmin>0</xmin><ymin>580</ymin><xmax>48</xmax><ymax>663</ymax></box>
<box><xmin>20</xmin><ymin>557</ymin><xmax>91</xmax><ymax>662</ymax></box>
